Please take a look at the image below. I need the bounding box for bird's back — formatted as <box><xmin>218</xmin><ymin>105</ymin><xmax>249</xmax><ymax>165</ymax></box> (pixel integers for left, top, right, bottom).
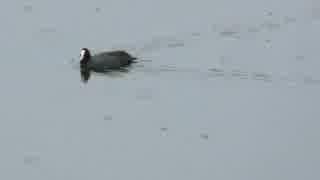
<box><xmin>87</xmin><ymin>50</ymin><xmax>136</xmax><ymax>72</ymax></box>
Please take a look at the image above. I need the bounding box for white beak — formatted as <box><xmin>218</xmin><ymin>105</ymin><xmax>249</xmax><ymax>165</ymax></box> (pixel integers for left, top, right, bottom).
<box><xmin>80</xmin><ymin>49</ymin><xmax>86</xmax><ymax>60</ymax></box>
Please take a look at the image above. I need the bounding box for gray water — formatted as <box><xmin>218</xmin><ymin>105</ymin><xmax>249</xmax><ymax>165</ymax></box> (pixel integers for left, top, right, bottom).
<box><xmin>0</xmin><ymin>0</ymin><xmax>319</xmax><ymax>179</ymax></box>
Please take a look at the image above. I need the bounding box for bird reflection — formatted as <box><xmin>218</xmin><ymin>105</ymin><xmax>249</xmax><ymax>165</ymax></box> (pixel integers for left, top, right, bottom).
<box><xmin>80</xmin><ymin>66</ymin><xmax>132</xmax><ymax>83</ymax></box>
<box><xmin>80</xmin><ymin>68</ymin><xmax>91</xmax><ymax>83</ymax></box>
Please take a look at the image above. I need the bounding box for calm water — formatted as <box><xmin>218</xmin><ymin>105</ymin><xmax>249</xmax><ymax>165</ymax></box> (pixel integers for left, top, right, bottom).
<box><xmin>0</xmin><ymin>0</ymin><xmax>319</xmax><ymax>179</ymax></box>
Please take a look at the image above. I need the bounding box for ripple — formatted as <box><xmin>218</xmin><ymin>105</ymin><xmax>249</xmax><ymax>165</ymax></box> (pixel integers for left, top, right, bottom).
<box><xmin>252</xmin><ymin>72</ymin><xmax>272</xmax><ymax>82</ymax></box>
<box><xmin>247</xmin><ymin>26</ymin><xmax>261</xmax><ymax>33</ymax></box>
<box><xmin>303</xmin><ymin>76</ymin><xmax>320</xmax><ymax>85</ymax></box>
<box><xmin>260</xmin><ymin>21</ymin><xmax>281</xmax><ymax>31</ymax></box>
<box><xmin>167</xmin><ymin>42</ymin><xmax>185</xmax><ymax>48</ymax></box>
<box><xmin>191</xmin><ymin>32</ymin><xmax>201</xmax><ymax>37</ymax></box>
<box><xmin>283</xmin><ymin>17</ymin><xmax>297</xmax><ymax>24</ymax></box>
<box><xmin>219</xmin><ymin>30</ymin><xmax>240</xmax><ymax>39</ymax></box>
<box><xmin>39</xmin><ymin>27</ymin><xmax>57</xmax><ymax>33</ymax></box>
<box><xmin>231</xmin><ymin>70</ymin><xmax>249</xmax><ymax>79</ymax></box>
<box><xmin>208</xmin><ymin>68</ymin><xmax>225</xmax><ymax>77</ymax></box>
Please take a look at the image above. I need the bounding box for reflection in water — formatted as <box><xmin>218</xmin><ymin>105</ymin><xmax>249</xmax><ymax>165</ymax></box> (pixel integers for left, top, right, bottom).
<box><xmin>80</xmin><ymin>66</ymin><xmax>131</xmax><ymax>83</ymax></box>
<box><xmin>80</xmin><ymin>68</ymin><xmax>91</xmax><ymax>83</ymax></box>
<box><xmin>79</xmin><ymin>60</ymin><xmax>320</xmax><ymax>86</ymax></box>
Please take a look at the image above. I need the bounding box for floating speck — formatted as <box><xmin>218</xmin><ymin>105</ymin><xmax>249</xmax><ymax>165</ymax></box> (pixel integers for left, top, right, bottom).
<box><xmin>160</xmin><ymin>127</ymin><xmax>168</xmax><ymax>132</ymax></box>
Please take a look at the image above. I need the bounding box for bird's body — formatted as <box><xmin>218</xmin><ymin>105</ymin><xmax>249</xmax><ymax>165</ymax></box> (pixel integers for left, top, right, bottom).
<box><xmin>80</xmin><ymin>48</ymin><xmax>137</xmax><ymax>72</ymax></box>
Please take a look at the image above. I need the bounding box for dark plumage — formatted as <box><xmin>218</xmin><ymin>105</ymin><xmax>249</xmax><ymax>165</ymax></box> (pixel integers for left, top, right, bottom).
<box><xmin>80</xmin><ymin>48</ymin><xmax>137</xmax><ymax>72</ymax></box>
